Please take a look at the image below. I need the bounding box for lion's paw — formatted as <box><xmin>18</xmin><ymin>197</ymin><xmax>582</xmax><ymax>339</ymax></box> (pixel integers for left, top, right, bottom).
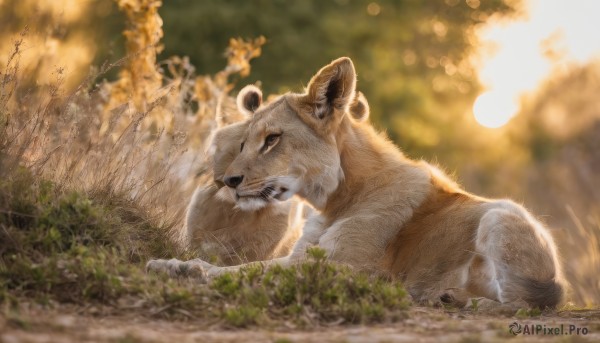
<box><xmin>145</xmin><ymin>258</ymin><xmax>208</xmax><ymax>282</ymax></box>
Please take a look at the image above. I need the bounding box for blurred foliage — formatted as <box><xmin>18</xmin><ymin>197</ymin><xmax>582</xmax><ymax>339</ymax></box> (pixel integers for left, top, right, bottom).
<box><xmin>0</xmin><ymin>0</ymin><xmax>515</xmax><ymax>165</ymax></box>
<box><xmin>157</xmin><ymin>0</ymin><xmax>514</xmax><ymax>162</ymax></box>
<box><xmin>505</xmin><ymin>62</ymin><xmax>600</xmax><ymax>221</ymax></box>
<box><xmin>0</xmin><ymin>0</ymin><xmax>125</xmax><ymax>89</ymax></box>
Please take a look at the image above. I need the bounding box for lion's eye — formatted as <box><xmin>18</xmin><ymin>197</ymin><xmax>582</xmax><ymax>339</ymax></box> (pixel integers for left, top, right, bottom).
<box><xmin>240</xmin><ymin>142</ymin><xmax>245</xmax><ymax>152</ymax></box>
<box><xmin>264</xmin><ymin>133</ymin><xmax>281</xmax><ymax>148</ymax></box>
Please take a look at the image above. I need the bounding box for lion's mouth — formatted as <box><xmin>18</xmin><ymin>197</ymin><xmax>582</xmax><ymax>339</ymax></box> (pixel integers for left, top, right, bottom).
<box><xmin>274</xmin><ymin>187</ymin><xmax>288</xmax><ymax>200</ymax></box>
<box><xmin>236</xmin><ymin>186</ymin><xmax>289</xmax><ymax>202</ymax></box>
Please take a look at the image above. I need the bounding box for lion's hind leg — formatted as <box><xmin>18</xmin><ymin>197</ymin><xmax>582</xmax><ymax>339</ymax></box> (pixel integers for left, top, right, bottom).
<box><xmin>473</xmin><ymin>201</ymin><xmax>564</xmax><ymax>308</ymax></box>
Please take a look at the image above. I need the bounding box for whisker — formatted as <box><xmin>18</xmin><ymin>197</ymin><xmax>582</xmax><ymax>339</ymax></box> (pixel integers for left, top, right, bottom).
<box><xmin>242</xmin><ymin>174</ymin><xmax>293</xmax><ymax>188</ymax></box>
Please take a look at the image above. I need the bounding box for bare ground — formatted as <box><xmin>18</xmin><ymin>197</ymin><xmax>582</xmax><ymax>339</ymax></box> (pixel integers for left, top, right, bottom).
<box><xmin>2</xmin><ymin>305</ymin><xmax>599</xmax><ymax>343</ymax></box>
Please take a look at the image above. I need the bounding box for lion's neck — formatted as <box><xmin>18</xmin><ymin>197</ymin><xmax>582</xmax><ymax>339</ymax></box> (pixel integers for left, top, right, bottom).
<box><xmin>320</xmin><ymin>117</ymin><xmax>416</xmax><ymax>217</ymax></box>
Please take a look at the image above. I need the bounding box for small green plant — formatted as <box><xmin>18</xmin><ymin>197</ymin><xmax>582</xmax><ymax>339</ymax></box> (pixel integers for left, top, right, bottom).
<box><xmin>470</xmin><ymin>298</ymin><xmax>480</xmax><ymax>312</ymax></box>
<box><xmin>515</xmin><ymin>307</ymin><xmax>542</xmax><ymax>318</ymax></box>
<box><xmin>223</xmin><ymin>305</ymin><xmax>262</xmax><ymax>327</ymax></box>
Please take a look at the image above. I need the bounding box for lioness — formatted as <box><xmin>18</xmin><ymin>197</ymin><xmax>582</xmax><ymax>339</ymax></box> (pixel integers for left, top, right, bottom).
<box><xmin>185</xmin><ymin>120</ymin><xmax>305</xmax><ymax>264</ymax></box>
<box><xmin>185</xmin><ymin>89</ymin><xmax>370</xmax><ymax>265</ymax></box>
<box><xmin>148</xmin><ymin>58</ymin><xmax>564</xmax><ymax>308</ymax></box>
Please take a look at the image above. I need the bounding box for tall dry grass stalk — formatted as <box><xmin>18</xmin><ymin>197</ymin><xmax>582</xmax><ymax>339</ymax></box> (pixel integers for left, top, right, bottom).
<box><xmin>0</xmin><ymin>0</ymin><xmax>265</xmax><ymax>248</ymax></box>
<box><xmin>104</xmin><ymin>0</ymin><xmax>164</xmax><ymax>133</ymax></box>
<box><xmin>563</xmin><ymin>207</ymin><xmax>600</xmax><ymax>306</ymax></box>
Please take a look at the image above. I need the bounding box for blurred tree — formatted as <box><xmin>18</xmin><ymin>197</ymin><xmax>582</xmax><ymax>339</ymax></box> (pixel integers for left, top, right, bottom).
<box><xmin>157</xmin><ymin>0</ymin><xmax>514</xmax><ymax>164</ymax></box>
<box><xmin>0</xmin><ymin>0</ymin><xmax>517</xmax><ymax>175</ymax></box>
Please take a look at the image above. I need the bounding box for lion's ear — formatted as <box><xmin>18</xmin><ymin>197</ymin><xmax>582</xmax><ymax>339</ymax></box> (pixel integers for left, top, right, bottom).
<box><xmin>236</xmin><ymin>85</ymin><xmax>263</xmax><ymax>116</ymax></box>
<box><xmin>349</xmin><ymin>91</ymin><xmax>370</xmax><ymax>122</ymax></box>
<box><xmin>305</xmin><ymin>57</ymin><xmax>356</xmax><ymax>120</ymax></box>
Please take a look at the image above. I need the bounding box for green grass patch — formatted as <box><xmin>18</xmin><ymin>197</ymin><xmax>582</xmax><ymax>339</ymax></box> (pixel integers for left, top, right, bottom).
<box><xmin>0</xmin><ymin>167</ymin><xmax>411</xmax><ymax>328</ymax></box>
<box><xmin>210</xmin><ymin>248</ymin><xmax>410</xmax><ymax>327</ymax></box>
<box><xmin>0</xmin><ymin>167</ymin><xmax>177</xmax><ymax>304</ymax></box>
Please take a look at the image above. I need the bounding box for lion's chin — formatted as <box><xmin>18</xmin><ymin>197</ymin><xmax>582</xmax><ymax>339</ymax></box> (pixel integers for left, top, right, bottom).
<box><xmin>215</xmin><ymin>187</ymin><xmax>237</xmax><ymax>204</ymax></box>
<box><xmin>235</xmin><ymin>197</ymin><xmax>271</xmax><ymax>211</ymax></box>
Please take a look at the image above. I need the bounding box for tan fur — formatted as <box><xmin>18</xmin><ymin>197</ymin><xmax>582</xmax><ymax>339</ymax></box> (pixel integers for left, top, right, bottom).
<box><xmin>186</xmin><ymin>121</ymin><xmax>306</xmax><ymax>265</ymax></box>
<box><xmin>185</xmin><ymin>89</ymin><xmax>370</xmax><ymax>264</ymax></box>
<box><xmin>148</xmin><ymin>58</ymin><xmax>564</xmax><ymax>308</ymax></box>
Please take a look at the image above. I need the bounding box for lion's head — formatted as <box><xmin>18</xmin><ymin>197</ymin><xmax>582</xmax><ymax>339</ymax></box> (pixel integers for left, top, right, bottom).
<box><xmin>223</xmin><ymin>58</ymin><xmax>365</xmax><ymax>211</ymax></box>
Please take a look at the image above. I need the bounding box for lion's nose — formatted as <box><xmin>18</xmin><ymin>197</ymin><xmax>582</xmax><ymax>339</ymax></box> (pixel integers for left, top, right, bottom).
<box><xmin>224</xmin><ymin>175</ymin><xmax>244</xmax><ymax>188</ymax></box>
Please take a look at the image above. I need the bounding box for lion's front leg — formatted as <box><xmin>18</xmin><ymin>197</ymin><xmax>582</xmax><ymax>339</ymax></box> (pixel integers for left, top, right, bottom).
<box><xmin>146</xmin><ymin>256</ymin><xmax>294</xmax><ymax>280</ymax></box>
<box><xmin>146</xmin><ymin>258</ymin><xmax>216</xmax><ymax>281</ymax></box>
<box><xmin>205</xmin><ymin>256</ymin><xmax>294</xmax><ymax>277</ymax></box>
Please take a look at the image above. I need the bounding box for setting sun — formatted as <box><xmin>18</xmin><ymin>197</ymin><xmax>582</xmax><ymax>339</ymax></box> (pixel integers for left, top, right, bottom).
<box><xmin>472</xmin><ymin>0</ymin><xmax>600</xmax><ymax>128</ymax></box>
<box><xmin>473</xmin><ymin>91</ymin><xmax>518</xmax><ymax>128</ymax></box>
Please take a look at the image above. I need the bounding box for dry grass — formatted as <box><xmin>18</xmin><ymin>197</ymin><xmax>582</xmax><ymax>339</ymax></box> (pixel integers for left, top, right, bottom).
<box><xmin>562</xmin><ymin>207</ymin><xmax>600</xmax><ymax>306</ymax></box>
<box><xmin>0</xmin><ymin>0</ymin><xmax>265</xmax><ymax>249</ymax></box>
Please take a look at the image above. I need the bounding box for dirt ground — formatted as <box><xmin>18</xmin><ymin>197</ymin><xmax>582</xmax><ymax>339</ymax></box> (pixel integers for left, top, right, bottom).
<box><xmin>1</xmin><ymin>305</ymin><xmax>599</xmax><ymax>343</ymax></box>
